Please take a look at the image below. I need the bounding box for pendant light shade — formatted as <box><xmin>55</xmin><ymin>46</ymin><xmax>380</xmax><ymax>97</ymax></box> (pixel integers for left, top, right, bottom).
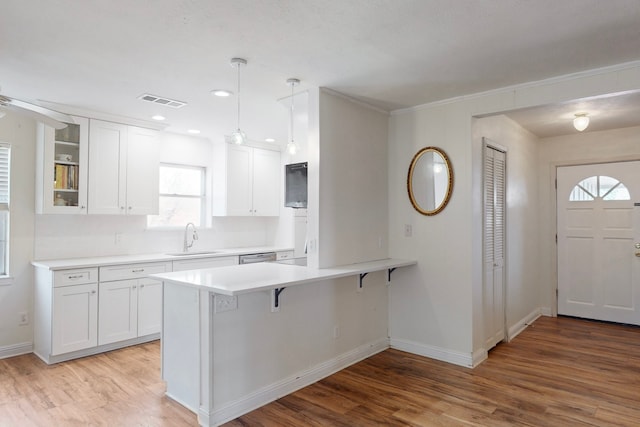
<box><xmin>230</xmin><ymin>58</ymin><xmax>247</xmax><ymax>144</ymax></box>
<box><xmin>573</xmin><ymin>113</ymin><xmax>589</xmax><ymax>132</ymax></box>
<box><xmin>286</xmin><ymin>78</ymin><xmax>300</xmax><ymax>155</ymax></box>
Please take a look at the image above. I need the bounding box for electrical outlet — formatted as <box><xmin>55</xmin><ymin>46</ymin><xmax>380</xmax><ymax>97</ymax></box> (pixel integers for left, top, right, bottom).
<box><xmin>404</xmin><ymin>224</ymin><xmax>413</xmax><ymax>237</ymax></box>
<box><xmin>19</xmin><ymin>311</ymin><xmax>28</xmax><ymax>326</ymax></box>
<box><xmin>114</xmin><ymin>232</ymin><xmax>122</xmax><ymax>244</ymax></box>
<box><xmin>214</xmin><ymin>295</ymin><xmax>238</xmax><ymax>313</ymax></box>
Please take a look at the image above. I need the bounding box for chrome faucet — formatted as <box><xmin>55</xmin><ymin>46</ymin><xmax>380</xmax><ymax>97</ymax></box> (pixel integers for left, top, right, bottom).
<box><xmin>183</xmin><ymin>222</ymin><xmax>198</xmax><ymax>253</ymax></box>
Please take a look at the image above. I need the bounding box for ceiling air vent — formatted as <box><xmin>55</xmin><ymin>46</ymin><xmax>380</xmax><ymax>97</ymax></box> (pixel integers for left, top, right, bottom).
<box><xmin>138</xmin><ymin>94</ymin><xmax>187</xmax><ymax>109</ymax></box>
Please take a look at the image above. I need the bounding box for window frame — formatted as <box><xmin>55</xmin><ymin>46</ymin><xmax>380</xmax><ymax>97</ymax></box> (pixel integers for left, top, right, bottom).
<box><xmin>147</xmin><ymin>162</ymin><xmax>207</xmax><ymax>229</ymax></box>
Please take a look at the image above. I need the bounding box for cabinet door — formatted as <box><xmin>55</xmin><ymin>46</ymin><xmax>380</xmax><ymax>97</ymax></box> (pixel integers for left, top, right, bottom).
<box><xmin>226</xmin><ymin>145</ymin><xmax>253</xmax><ymax>216</ymax></box>
<box><xmin>98</xmin><ymin>279</ymin><xmax>138</xmax><ymax>345</ymax></box>
<box><xmin>252</xmin><ymin>148</ymin><xmax>281</xmax><ymax>216</ymax></box>
<box><xmin>52</xmin><ymin>283</ymin><xmax>98</xmax><ymax>355</ymax></box>
<box><xmin>88</xmin><ymin>120</ymin><xmax>127</xmax><ymax>214</ymax></box>
<box><xmin>126</xmin><ymin>126</ymin><xmax>159</xmax><ymax>215</ymax></box>
<box><xmin>37</xmin><ymin>116</ymin><xmax>90</xmax><ymax>214</ymax></box>
<box><xmin>137</xmin><ymin>278</ymin><xmax>162</xmax><ymax>336</ymax></box>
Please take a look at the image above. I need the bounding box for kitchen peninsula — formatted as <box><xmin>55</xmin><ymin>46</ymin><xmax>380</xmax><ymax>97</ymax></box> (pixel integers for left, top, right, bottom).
<box><xmin>152</xmin><ymin>258</ymin><xmax>416</xmax><ymax>426</ymax></box>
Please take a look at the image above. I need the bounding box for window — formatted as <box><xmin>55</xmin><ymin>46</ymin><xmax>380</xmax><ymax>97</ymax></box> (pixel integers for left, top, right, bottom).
<box><xmin>569</xmin><ymin>175</ymin><xmax>630</xmax><ymax>201</ymax></box>
<box><xmin>0</xmin><ymin>144</ymin><xmax>10</xmax><ymax>276</ymax></box>
<box><xmin>147</xmin><ymin>163</ymin><xmax>205</xmax><ymax>227</ymax></box>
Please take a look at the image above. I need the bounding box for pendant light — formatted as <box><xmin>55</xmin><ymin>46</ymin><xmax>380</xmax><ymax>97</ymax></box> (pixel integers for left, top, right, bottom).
<box><xmin>286</xmin><ymin>78</ymin><xmax>300</xmax><ymax>155</ymax></box>
<box><xmin>230</xmin><ymin>58</ymin><xmax>247</xmax><ymax>144</ymax></box>
<box><xmin>573</xmin><ymin>113</ymin><xmax>589</xmax><ymax>132</ymax></box>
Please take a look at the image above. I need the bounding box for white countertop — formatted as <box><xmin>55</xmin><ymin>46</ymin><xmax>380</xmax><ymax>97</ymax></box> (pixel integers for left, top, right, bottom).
<box><xmin>31</xmin><ymin>246</ymin><xmax>293</xmax><ymax>270</ymax></box>
<box><xmin>151</xmin><ymin>258</ymin><xmax>416</xmax><ymax>295</ymax></box>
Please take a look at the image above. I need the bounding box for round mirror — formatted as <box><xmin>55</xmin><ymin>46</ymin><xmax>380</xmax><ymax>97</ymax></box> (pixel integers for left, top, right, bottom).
<box><xmin>407</xmin><ymin>147</ymin><xmax>454</xmax><ymax>215</ymax></box>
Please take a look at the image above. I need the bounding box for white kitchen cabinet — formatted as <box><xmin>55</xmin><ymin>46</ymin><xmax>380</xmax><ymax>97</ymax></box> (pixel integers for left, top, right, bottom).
<box><xmin>33</xmin><ymin>261</ymin><xmax>168</xmax><ymax>364</ymax></box>
<box><xmin>137</xmin><ymin>278</ymin><xmax>163</xmax><ymax>336</ymax></box>
<box><xmin>36</xmin><ymin>116</ymin><xmax>90</xmax><ymax>214</ymax></box>
<box><xmin>98</xmin><ymin>279</ymin><xmax>138</xmax><ymax>345</ymax></box>
<box><xmin>213</xmin><ymin>143</ymin><xmax>280</xmax><ymax>216</ymax></box>
<box><xmin>172</xmin><ymin>255</ymin><xmax>239</xmax><ymax>272</ymax></box>
<box><xmin>88</xmin><ymin>119</ymin><xmax>159</xmax><ymax>215</ymax></box>
<box><xmin>98</xmin><ymin>262</ymin><xmax>170</xmax><ymax>345</ymax></box>
<box><xmin>51</xmin><ymin>282</ymin><xmax>98</xmax><ymax>355</ymax></box>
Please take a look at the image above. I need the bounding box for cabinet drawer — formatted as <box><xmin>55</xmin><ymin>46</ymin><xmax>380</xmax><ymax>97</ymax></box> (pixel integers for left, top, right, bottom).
<box><xmin>276</xmin><ymin>251</ymin><xmax>294</xmax><ymax>260</ymax></box>
<box><xmin>99</xmin><ymin>262</ymin><xmax>170</xmax><ymax>282</ymax></box>
<box><xmin>54</xmin><ymin>268</ymin><xmax>98</xmax><ymax>287</ymax></box>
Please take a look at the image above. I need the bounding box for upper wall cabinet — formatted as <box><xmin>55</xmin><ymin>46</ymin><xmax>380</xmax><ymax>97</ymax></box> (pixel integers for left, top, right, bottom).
<box><xmin>212</xmin><ymin>144</ymin><xmax>280</xmax><ymax>216</ymax></box>
<box><xmin>36</xmin><ymin>116</ymin><xmax>90</xmax><ymax>214</ymax></box>
<box><xmin>88</xmin><ymin>119</ymin><xmax>159</xmax><ymax>215</ymax></box>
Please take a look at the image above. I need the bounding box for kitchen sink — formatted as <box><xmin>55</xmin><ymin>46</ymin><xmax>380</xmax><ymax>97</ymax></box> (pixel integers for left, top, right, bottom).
<box><xmin>166</xmin><ymin>251</ymin><xmax>220</xmax><ymax>256</ymax></box>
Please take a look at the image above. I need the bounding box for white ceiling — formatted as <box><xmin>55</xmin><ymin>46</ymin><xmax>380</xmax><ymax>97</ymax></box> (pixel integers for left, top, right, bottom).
<box><xmin>1</xmin><ymin>0</ymin><xmax>640</xmax><ymax>143</ymax></box>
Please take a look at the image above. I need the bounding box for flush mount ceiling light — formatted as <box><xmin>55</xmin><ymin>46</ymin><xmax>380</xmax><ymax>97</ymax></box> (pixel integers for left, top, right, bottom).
<box><xmin>211</xmin><ymin>89</ymin><xmax>232</xmax><ymax>97</ymax></box>
<box><xmin>265</xmin><ymin>138</ymin><xmax>275</xmax><ymax>143</ymax></box>
<box><xmin>573</xmin><ymin>113</ymin><xmax>590</xmax><ymax>131</ymax></box>
<box><xmin>187</xmin><ymin>129</ymin><xmax>200</xmax><ymax>134</ymax></box>
<box><xmin>286</xmin><ymin>78</ymin><xmax>300</xmax><ymax>155</ymax></box>
<box><xmin>152</xmin><ymin>115</ymin><xmax>166</xmax><ymax>121</ymax></box>
<box><xmin>229</xmin><ymin>58</ymin><xmax>247</xmax><ymax>145</ymax></box>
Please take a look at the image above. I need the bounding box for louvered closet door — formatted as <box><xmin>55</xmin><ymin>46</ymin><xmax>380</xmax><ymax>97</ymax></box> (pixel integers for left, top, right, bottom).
<box><xmin>484</xmin><ymin>143</ymin><xmax>506</xmax><ymax>350</ymax></box>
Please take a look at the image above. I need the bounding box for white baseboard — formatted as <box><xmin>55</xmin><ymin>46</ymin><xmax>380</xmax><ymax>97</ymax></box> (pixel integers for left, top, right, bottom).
<box><xmin>389</xmin><ymin>338</ymin><xmax>473</xmax><ymax>368</ymax></box>
<box><xmin>204</xmin><ymin>337</ymin><xmax>390</xmax><ymax>426</ymax></box>
<box><xmin>0</xmin><ymin>342</ymin><xmax>33</xmax><ymax>359</ymax></box>
<box><xmin>508</xmin><ymin>308</ymin><xmax>542</xmax><ymax>341</ymax></box>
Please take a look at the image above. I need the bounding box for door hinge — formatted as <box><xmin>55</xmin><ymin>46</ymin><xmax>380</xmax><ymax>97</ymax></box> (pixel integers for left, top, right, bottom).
<box><xmin>555</xmin><ymin>179</ymin><xmax>557</xmax><ymax>190</ymax></box>
<box><xmin>555</xmin><ymin>234</ymin><xmax>557</xmax><ymax>244</ymax></box>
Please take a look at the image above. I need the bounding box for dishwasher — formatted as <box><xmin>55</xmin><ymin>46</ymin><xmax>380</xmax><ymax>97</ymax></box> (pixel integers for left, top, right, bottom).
<box><xmin>238</xmin><ymin>252</ymin><xmax>277</xmax><ymax>264</ymax></box>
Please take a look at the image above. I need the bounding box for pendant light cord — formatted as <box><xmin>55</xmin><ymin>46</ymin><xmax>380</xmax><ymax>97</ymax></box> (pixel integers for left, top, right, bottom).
<box><xmin>237</xmin><ymin>63</ymin><xmax>241</xmax><ymax>131</ymax></box>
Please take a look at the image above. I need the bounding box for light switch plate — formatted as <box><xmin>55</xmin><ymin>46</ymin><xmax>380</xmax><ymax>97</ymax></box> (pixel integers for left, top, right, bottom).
<box><xmin>214</xmin><ymin>295</ymin><xmax>238</xmax><ymax>313</ymax></box>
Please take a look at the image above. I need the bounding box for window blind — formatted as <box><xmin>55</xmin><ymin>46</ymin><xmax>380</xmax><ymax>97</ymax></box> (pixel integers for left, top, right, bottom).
<box><xmin>0</xmin><ymin>145</ymin><xmax>9</xmax><ymax>208</ymax></box>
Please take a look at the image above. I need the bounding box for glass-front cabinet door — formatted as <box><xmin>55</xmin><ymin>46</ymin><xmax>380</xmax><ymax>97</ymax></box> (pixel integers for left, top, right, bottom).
<box><xmin>36</xmin><ymin>115</ymin><xmax>89</xmax><ymax>214</ymax></box>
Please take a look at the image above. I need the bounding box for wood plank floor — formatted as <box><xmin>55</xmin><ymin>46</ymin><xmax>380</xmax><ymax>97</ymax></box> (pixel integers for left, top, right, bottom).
<box><xmin>1</xmin><ymin>316</ymin><xmax>639</xmax><ymax>426</ymax></box>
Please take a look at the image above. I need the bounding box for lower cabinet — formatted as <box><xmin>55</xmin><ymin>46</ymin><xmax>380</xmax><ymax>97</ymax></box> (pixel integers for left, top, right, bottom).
<box><xmin>33</xmin><ymin>261</ymin><xmax>169</xmax><ymax>364</ymax></box>
<box><xmin>51</xmin><ymin>282</ymin><xmax>98</xmax><ymax>355</ymax></box>
<box><xmin>98</xmin><ymin>277</ymin><xmax>163</xmax><ymax>345</ymax></box>
<box><xmin>98</xmin><ymin>262</ymin><xmax>169</xmax><ymax>346</ymax></box>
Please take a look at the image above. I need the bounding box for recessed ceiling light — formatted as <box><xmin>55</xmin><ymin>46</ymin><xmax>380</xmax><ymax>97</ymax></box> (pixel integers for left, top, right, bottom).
<box><xmin>187</xmin><ymin>129</ymin><xmax>201</xmax><ymax>134</ymax></box>
<box><xmin>265</xmin><ymin>138</ymin><xmax>275</xmax><ymax>143</ymax></box>
<box><xmin>152</xmin><ymin>115</ymin><xmax>166</xmax><ymax>121</ymax></box>
<box><xmin>211</xmin><ymin>89</ymin><xmax>232</xmax><ymax>97</ymax></box>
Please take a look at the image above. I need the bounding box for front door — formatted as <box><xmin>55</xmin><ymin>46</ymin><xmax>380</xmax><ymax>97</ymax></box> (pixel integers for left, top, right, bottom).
<box><xmin>557</xmin><ymin>161</ymin><xmax>640</xmax><ymax>325</ymax></box>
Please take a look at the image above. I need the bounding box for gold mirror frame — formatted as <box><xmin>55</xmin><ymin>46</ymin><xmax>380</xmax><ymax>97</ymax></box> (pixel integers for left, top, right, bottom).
<box><xmin>407</xmin><ymin>146</ymin><xmax>454</xmax><ymax>216</ymax></box>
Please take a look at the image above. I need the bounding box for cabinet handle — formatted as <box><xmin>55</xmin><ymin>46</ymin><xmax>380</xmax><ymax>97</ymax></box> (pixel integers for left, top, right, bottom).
<box><xmin>132</xmin><ymin>285</ymin><xmax>137</xmax><ymax>289</ymax></box>
<box><xmin>140</xmin><ymin>284</ymin><xmax>145</xmax><ymax>288</ymax></box>
<box><xmin>120</xmin><ymin>206</ymin><xmax>125</xmax><ymax>210</ymax></box>
<box><xmin>80</xmin><ymin>205</ymin><xmax>86</xmax><ymax>209</ymax></box>
<box><xmin>128</xmin><ymin>206</ymin><xmax>132</xmax><ymax>210</ymax></box>
<box><xmin>132</xmin><ymin>268</ymin><xmax>145</xmax><ymax>273</ymax></box>
<box><xmin>67</xmin><ymin>274</ymin><xmax>83</xmax><ymax>279</ymax></box>
<box><xmin>91</xmin><ymin>290</ymin><xmax>97</xmax><ymax>295</ymax></box>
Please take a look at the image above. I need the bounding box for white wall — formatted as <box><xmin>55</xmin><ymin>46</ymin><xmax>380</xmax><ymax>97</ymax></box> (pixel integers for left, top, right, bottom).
<box><xmin>317</xmin><ymin>90</ymin><xmax>389</xmax><ymax>268</ymax></box>
<box><xmin>0</xmin><ymin>112</ymin><xmax>36</xmax><ymax>355</ymax></box>
<box><xmin>388</xmin><ymin>61</ymin><xmax>640</xmax><ymax>366</ymax></box>
<box><xmin>472</xmin><ymin>115</ymin><xmax>541</xmax><ymax>346</ymax></box>
<box><xmin>538</xmin><ymin>125</ymin><xmax>640</xmax><ymax>314</ymax></box>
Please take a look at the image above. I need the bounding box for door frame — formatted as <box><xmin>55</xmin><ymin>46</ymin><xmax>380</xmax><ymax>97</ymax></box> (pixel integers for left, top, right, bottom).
<box><xmin>552</xmin><ymin>156</ymin><xmax>640</xmax><ymax>317</ymax></box>
<box><xmin>482</xmin><ymin>138</ymin><xmax>508</xmax><ymax>345</ymax></box>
